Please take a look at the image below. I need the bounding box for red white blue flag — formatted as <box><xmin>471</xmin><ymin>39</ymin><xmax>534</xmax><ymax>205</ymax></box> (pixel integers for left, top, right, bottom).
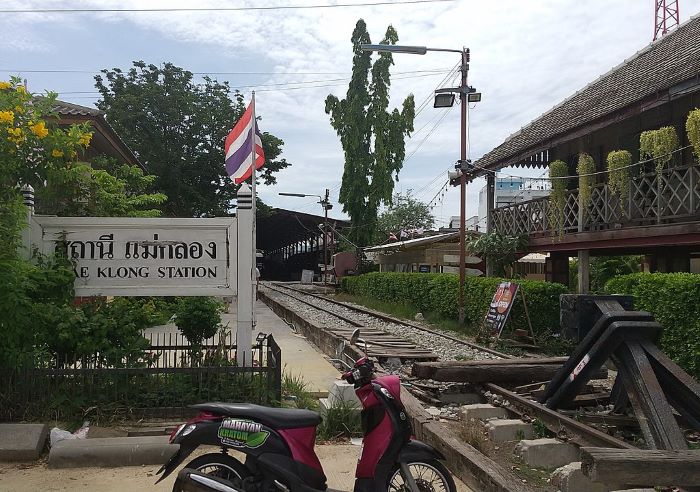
<box><xmin>224</xmin><ymin>102</ymin><xmax>265</xmax><ymax>184</ymax></box>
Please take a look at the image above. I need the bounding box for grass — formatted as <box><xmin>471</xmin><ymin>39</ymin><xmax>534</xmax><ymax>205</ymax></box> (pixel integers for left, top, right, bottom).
<box><xmin>318</xmin><ymin>397</ymin><xmax>361</xmax><ymax>441</ymax></box>
<box><xmin>458</xmin><ymin>420</ymin><xmax>486</xmax><ymax>453</ymax></box>
<box><xmin>510</xmin><ymin>457</ymin><xmax>553</xmax><ymax>488</ymax></box>
<box><xmin>282</xmin><ymin>370</ymin><xmax>318</xmax><ymax>411</ymax></box>
<box><xmin>333</xmin><ymin>293</ymin><xmax>476</xmax><ymax>337</ymax></box>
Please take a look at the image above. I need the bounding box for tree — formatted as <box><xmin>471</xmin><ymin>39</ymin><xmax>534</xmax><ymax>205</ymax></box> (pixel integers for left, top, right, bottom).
<box><xmin>467</xmin><ymin>233</ymin><xmax>528</xmax><ymax>277</ymax></box>
<box><xmin>325</xmin><ymin>20</ymin><xmax>415</xmax><ymax>246</ymax></box>
<box><xmin>36</xmin><ymin>156</ymin><xmax>167</xmax><ymax>217</ymax></box>
<box><xmin>373</xmin><ymin>191</ymin><xmax>434</xmax><ymax>244</ymax></box>
<box><xmin>94</xmin><ymin>62</ymin><xmax>291</xmax><ymax>217</ymax></box>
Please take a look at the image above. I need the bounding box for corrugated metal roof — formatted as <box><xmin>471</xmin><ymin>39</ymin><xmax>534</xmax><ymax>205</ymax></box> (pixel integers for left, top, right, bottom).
<box><xmin>51</xmin><ymin>100</ymin><xmax>105</xmax><ymax>117</ymax></box>
<box><xmin>474</xmin><ymin>13</ymin><xmax>700</xmax><ymax>172</ymax></box>
<box><xmin>363</xmin><ymin>232</ymin><xmax>460</xmax><ymax>252</ymax></box>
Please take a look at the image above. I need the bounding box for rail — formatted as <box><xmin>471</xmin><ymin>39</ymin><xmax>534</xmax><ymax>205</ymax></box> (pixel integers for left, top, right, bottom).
<box><xmin>490</xmin><ymin>162</ymin><xmax>700</xmax><ymax>237</ymax></box>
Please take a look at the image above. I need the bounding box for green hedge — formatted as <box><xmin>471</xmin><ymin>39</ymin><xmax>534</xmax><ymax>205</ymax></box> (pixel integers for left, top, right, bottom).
<box><xmin>341</xmin><ymin>273</ymin><xmax>568</xmax><ymax>338</ymax></box>
<box><xmin>604</xmin><ymin>272</ymin><xmax>700</xmax><ymax>379</ymax></box>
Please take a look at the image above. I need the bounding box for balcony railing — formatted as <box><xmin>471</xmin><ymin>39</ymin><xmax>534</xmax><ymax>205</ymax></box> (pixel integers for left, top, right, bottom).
<box><xmin>490</xmin><ymin>162</ymin><xmax>700</xmax><ymax>238</ymax></box>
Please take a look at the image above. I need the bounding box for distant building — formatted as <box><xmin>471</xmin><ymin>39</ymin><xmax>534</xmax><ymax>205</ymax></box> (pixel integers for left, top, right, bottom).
<box><xmin>476</xmin><ymin>177</ymin><xmax>550</xmax><ymax>231</ymax></box>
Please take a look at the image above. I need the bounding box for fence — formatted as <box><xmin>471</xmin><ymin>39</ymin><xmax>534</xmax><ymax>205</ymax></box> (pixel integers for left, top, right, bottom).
<box><xmin>490</xmin><ymin>160</ymin><xmax>700</xmax><ymax>237</ymax></box>
<box><xmin>0</xmin><ymin>333</ymin><xmax>282</xmax><ymax>422</ymax></box>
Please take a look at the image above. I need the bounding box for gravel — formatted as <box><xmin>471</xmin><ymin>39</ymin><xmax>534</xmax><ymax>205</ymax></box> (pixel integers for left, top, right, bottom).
<box><xmin>266</xmin><ymin>287</ymin><xmax>501</xmax><ymax>363</ymax></box>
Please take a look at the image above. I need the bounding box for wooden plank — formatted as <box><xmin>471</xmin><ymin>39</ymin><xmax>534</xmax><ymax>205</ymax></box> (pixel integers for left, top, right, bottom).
<box><xmin>412</xmin><ymin>360</ymin><xmax>606</xmax><ymax>383</ymax></box>
<box><xmin>580</xmin><ymin>447</ymin><xmax>700</xmax><ymax>486</ymax></box>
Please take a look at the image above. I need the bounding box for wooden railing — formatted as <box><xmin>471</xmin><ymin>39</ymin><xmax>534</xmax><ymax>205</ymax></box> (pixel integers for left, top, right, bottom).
<box><xmin>490</xmin><ymin>163</ymin><xmax>700</xmax><ymax>237</ymax></box>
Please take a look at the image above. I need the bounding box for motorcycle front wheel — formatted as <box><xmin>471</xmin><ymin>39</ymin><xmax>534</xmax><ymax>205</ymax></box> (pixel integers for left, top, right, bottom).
<box><xmin>387</xmin><ymin>460</ymin><xmax>457</xmax><ymax>492</ymax></box>
<box><xmin>174</xmin><ymin>453</ymin><xmax>250</xmax><ymax>491</ymax></box>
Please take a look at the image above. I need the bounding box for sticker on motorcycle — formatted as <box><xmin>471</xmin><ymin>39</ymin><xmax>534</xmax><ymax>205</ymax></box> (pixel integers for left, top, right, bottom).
<box><xmin>218</xmin><ymin>419</ymin><xmax>269</xmax><ymax>448</ymax></box>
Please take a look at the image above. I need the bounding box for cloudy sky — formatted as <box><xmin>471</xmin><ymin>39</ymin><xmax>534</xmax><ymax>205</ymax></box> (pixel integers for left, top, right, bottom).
<box><xmin>3</xmin><ymin>0</ymin><xmax>700</xmax><ymax>230</ymax></box>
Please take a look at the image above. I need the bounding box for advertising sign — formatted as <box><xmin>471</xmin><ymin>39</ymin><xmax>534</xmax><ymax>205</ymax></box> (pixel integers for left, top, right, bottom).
<box><xmin>33</xmin><ymin>216</ymin><xmax>236</xmax><ymax>297</ymax></box>
<box><xmin>482</xmin><ymin>282</ymin><xmax>519</xmax><ymax>338</ymax></box>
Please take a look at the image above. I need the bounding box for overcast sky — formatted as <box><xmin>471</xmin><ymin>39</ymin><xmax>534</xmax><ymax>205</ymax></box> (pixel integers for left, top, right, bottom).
<box><xmin>3</xmin><ymin>0</ymin><xmax>700</xmax><ymax>230</ymax></box>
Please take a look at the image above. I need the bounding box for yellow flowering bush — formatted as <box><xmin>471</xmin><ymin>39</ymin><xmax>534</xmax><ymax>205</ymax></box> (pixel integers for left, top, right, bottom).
<box><xmin>0</xmin><ymin>76</ymin><xmax>93</xmax><ymax>192</ymax></box>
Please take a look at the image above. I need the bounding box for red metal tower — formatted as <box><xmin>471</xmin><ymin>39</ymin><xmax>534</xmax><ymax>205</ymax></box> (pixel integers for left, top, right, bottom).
<box><xmin>654</xmin><ymin>0</ymin><xmax>680</xmax><ymax>40</ymax></box>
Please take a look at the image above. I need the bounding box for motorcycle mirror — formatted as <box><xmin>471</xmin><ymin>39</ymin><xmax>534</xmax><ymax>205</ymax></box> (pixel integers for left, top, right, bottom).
<box><xmin>350</xmin><ymin>328</ymin><xmax>360</xmax><ymax>346</ymax></box>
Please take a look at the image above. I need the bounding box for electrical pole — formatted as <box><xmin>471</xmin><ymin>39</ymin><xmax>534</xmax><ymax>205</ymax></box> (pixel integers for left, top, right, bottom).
<box><xmin>322</xmin><ymin>188</ymin><xmax>330</xmax><ymax>287</ymax></box>
<box><xmin>458</xmin><ymin>48</ymin><xmax>470</xmax><ymax>324</ymax></box>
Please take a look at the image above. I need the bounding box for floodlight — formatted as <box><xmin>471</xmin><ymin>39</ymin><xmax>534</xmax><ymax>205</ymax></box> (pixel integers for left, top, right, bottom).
<box><xmin>434</xmin><ymin>93</ymin><xmax>455</xmax><ymax>108</ymax></box>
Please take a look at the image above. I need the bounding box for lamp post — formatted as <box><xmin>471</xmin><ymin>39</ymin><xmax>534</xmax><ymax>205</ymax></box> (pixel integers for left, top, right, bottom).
<box><xmin>361</xmin><ymin>43</ymin><xmax>481</xmax><ymax>324</ymax></box>
<box><xmin>279</xmin><ymin>189</ymin><xmax>333</xmax><ymax>287</ymax></box>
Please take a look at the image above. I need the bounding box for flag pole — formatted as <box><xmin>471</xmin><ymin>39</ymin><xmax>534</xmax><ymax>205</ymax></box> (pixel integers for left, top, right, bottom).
<box><xmin>251</xmin><ymin>91</ymin><xmax>257</xmax><ymax>330</ymax></box>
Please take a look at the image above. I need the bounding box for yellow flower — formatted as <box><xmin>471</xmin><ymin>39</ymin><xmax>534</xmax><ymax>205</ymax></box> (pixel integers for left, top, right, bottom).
<box><xmin>78</xmin><ymin>132</ymin><xmax>93</xmax><ymax>147</ymax></box>
<box><xmin>30</xmin><ymin>121</ymin><xmax>48</xmax><ymax>139</ymax></box>
<box><xmin>0</xmin><ymin>81</ymin><xmax>11</xmax><ymax>90</ymax></box>
<box><xmin>16</xmin><ymin>85</ymin><xmax>26</xmax><ymax>94</ymax></box>
<box><xmin>7</xmin><ymin>127</ymin><xmax>24</xmax><ymax>144</ymax></box>
<box><xmin>0</xmin><ymin>111</ymin><xmax>14</xmax><ymax>125</ymax></box>
<box><xmin>52</xmin><ymin>149</ymin><xmax>64</xmax><ymax>158</ymax></box>
<box><xmin>15</xmin><ymin>105</ymin><xmax>24</xmax><ymax>114</ymax></box>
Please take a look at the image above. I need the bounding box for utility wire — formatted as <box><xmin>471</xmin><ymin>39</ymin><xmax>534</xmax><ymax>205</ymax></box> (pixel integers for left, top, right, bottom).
<box><xmin>0</xmin><ymin>67</ymin><xmax>450</xmax><ymax>76</ymax></box>
<box><xmin>0</xmin><ymin>0</ymin><xmax>453</xmax><ymax>13</ymax></box>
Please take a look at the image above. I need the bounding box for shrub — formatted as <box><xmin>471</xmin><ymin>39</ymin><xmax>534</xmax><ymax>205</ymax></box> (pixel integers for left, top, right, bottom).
<box><xmin>687</xmin><ymin>108</ymin><xmax>700</xmax><ymax>161</ymax></box>
<box><xmin>341</xmin><ymin>273</ymin><xmax>567</xmax><ymax>339</ymax></box>
<box><xmin>549</xmin><ymin>160</ymin><xmax>569</xmax><ymax>237</ymax></box>
<box><xmin>576</xmin><ymin>153</ymin><xmax>595</xmax><ymax>210</ymax></box>
<box><xmin>604</xmin><ymin>272</ymin><xmax>700</xmax><ymax>379</ymax></box>
<box><xmin>174</xmin><ymin>297</ymin><xmax>223</xmax><ymax>348</ymax></box>
<box><xmin>639</xmin><ymin>126</ymin><xmax>679</xmax><ymax>175</ymax></box>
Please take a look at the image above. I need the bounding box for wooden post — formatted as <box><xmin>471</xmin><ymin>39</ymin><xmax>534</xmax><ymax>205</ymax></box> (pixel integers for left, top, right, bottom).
<box><xmin>578</xmin><ymin>249</ymin><xmax>590</xmax><ymax>294</ymax></box>
<box><xmin>485</xmin><ymin>173</ymin><xmax>495</xmax><ymax>276</ymax></box>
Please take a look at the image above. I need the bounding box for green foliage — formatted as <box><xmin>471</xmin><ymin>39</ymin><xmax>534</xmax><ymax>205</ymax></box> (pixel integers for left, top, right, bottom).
<box><xmin>37</xmin><ymin>157</ymin><xmax>167</xmax><ymax>217</ymax></box>
<box><xmin>95</xmin><ymin>61</ymin><xmax>290</xmax><ymax>217</ymax></box>
<box><xmin>341</xmin><ymin>273</ymin><xmax>567</xmax><ymax>339</ymax></box>
<box><xmin>282</xmin><ymin>371</ymin><xmax>318</xmax><ymax>410</ymax></box>
<box><xmin>467</xmin><ymin>233</ymin><xmax>527</xmax><ymax>277</ymax></box>
<box><xmin>325</xmin><ymin>20</ymin><xmax>416</xmax><ymax>246</ymax></box>
<box><xmin>640</xmin><ymin>126</ymin><xmax>679</xmax><ymax>175</ymax></box>
<box><xmin>686</xmin><ymin>108</ymin><xmax>700</xmax><ymax>161</ymax></box>
<box><xmin>548</xmin><ymin>160</ymin><xmax>569</xmax><ymax>237</ymax></box>
<box><xmin>373</xmin><ymin>190</ymin><xmax>434</xmax><ymax>244</ymax></box>
<box><xmin>318</xmin><ymin>398</ymin><xmax>361</xmax><ymax>440</ymax></box>
<box><xmin>604</xmin><ymin>272</ymin><xmax>700</xmax><ymax>379</ymax></box>
<box><xmin>576</xmin><ymin>153</ymin><xmax>595</xmax><ymax>210</ymax></box>
<box><xmin>606</xmin><ymin>150</ymin><xmax>631</xmax><ymax>205</ymax></box>
<box><xmin>570</xmin><ymin>255</ymin><xmax>641</xmax><ymax>293</ymax></box>
<box><xmin>174</xmin><ymin>297</ymin><xmax>224</xmax><ymax>349</ymax></box>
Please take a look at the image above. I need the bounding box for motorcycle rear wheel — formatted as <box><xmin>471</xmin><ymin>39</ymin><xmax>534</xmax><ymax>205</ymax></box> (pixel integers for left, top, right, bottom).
<box><xmin>175</xmin><ymin>453</ymin><xmax>250</xmax><ymax>491</ymax></box>
<box><xmin>387</xmin><ymin>460</ymin><xmax>457</xmax><ymax>492</ymax></box>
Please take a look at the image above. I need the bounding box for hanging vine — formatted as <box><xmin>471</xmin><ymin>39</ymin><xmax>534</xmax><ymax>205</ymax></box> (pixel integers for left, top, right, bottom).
<box><xmin>639</xmin><ymin>126</ymin><xmax>679</xmax><ymax>176</ymax></box>
<box><xmin>606</xmin><ymin>150</ymin><xmax>631</xmax><ymax>209</ymax></box>
<box><xmin>576</xmin><ymin>153</ymin><xmax>595</xmax><ymax>211</ymax></box>
<box><xmin>687</xmin><ymin>108</ymin><xmax>700</xmax><ymax>161</ymax></box>
<box><xmin>549</xmin><ymin>160</ymin><xmax>568</xmax><ymax>237</ymax></box>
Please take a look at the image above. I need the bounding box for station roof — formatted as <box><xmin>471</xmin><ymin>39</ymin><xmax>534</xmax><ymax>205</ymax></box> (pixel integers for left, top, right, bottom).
<box><xmin>472</xmin><ymin>13</ymin><xmax>700</xmax><ymax>177</ymax></box>
<box><xmin>364</xmin><ymin>231</ymin><xmax>461</xmax><ymax>252</ymax></box>
<box><xmin>256</xmin><ymin>208</ymin><xmax>349</xmax><ymax>253</ymax></box>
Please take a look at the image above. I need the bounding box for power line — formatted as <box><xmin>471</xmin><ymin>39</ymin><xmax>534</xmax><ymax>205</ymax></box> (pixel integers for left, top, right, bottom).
<box><xmin>0</xmin><ymin>0</ymin><xmax>453</xmax><ymax>14</ymax></box>
<box><xmin>0</xmin><ymin>67</ymin><xmax>450</xmax><ymax>76</ymax></box>
<box><xmin>403</xmin><ymin>106</ymin><xmax>454</xmax><ymax>163</ymax></box>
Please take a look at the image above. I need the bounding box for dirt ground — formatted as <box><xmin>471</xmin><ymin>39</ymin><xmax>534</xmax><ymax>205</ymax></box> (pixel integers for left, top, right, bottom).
<box><xmin>0</xmin><ymin>444</ymin><xmax>473</xmax><ymax>492</ymax></box>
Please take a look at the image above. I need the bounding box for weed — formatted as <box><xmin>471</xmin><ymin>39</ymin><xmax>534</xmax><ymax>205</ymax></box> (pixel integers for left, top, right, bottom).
<box><xmin>282</xmin><ymin>370</ymin><xmax>318</xmax><ymax>410</ymax></box>
<box><xmin>318</xmin><ymin>397</ymin><xmax>361</xmax><ymax>441</ymax></box>
<box><xmin>515</xmin><ymin>429</ymin><xmax>526</xmax><ymax>441</ymax></box>
<box><xmin>458</xmin><ymin>420</ymin><xmax>486</xmax><ymax>453</ymax></box>
<box><xmin>532</xmin><ymin>418</ymin><xmax>553</xmax><ymax>439</ymax></box>
<box><xmin>510</xmin><ymin>457</ymin><xmax>551</xmax><ymax>487</ymax></box>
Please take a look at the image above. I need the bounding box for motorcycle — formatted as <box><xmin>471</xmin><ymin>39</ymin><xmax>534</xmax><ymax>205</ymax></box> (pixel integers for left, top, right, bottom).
<box><xmin>156</xmin><ymin>329</ymin><xmax>456</xmax><ymax>492</ymax></box>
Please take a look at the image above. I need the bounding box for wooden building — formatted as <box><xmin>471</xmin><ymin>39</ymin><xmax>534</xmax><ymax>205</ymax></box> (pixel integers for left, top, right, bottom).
<box><xmin>473</xmin><ymin>14</ymin><xmax>700</xmax><ymax>291</ymax></box>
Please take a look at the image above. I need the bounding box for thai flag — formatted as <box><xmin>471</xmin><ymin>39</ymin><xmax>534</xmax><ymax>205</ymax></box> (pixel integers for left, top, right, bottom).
<box><xmin>224</xmin><ymin>102</ymin><xmax>265</xmax><ymax>184</ymax></box>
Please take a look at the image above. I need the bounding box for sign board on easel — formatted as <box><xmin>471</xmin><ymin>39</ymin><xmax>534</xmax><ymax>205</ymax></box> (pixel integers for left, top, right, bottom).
<box><xmin>482</xmin><ymin>282</ymin><xmax>519</xmax><ymax>339</ymax></box>
<box><xmin>32</xmin><ymin>216</ymin><xmax>236</xmax><ymax>297</ymax></box>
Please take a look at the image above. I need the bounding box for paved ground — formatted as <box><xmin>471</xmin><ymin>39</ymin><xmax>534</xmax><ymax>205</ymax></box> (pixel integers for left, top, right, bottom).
<box><xmin>143</xmin><ymin>297</ymin><xmax>340</xmax><ymax>396</ymax></box>
<box><xmin>0</xmin><ymin>445</ymin><xmax>473</xmax><ymax>491</ymax></box>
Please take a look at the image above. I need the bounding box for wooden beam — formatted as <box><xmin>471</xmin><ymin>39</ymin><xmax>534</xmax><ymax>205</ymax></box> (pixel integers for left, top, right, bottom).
<box><xmin>580</xmin><ymin>447</ymin><xmax>700</xmax><ymax>486</ymax></box>
<box><xmin>412</xmin><ymin>358</ymin><xmax>606</xmax><ymax>383</ymax></box>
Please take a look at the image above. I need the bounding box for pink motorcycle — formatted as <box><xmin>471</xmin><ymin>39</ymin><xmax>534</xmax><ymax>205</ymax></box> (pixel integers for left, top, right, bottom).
<box><xmin>157</xmin><ymin>332</ymin><xmax>456</xmax><ymax>492</ymax></box>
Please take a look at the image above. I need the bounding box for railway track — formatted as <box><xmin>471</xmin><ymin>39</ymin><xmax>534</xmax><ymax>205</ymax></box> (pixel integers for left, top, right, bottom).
<box><xmin>266</xmin><ymin>281</ymin><xmax>509</xmax><ymax>361</ymax></box>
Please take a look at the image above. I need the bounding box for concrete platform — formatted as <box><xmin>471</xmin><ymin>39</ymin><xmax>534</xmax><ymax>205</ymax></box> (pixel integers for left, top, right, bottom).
<box><xmin>48</xmin><ymin>436</ymin><xmax>178</xmax><ymax>469</ymax></box>
<box><xmin>144</xmin><ymin>299</ymin><xmax>340</xmax><ymax>396</ymax></box>
<box><xmin>0</xmin><ymin>423</ymin><xmax>48</xmax><ymax>461</ymax></box>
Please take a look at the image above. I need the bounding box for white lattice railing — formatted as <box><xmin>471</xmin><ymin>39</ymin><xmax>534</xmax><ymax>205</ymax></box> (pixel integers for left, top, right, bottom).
<box><xmin>490</xmin><ymin>163</ymin><xmax>700</xmax><ymax>237</ymax></box>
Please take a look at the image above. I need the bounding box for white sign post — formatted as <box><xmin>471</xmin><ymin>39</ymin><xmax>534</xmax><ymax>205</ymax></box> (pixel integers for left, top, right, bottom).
<box><xmin>235</xmin><ymin>184</ymin><xmax>254</xmax><ymax>366</ymax></box>
<box><xmin>33</xmin><ymin>216</ymin><xmax>236</xmax><ymax>297</ymax></box>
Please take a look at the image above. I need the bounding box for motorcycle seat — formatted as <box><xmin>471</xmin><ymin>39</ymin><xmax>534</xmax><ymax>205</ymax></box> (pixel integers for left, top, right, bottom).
<box><xmin>191</xmin><ymin>402</ymin><xmax>322</xmax><ymax>429</ymax></box>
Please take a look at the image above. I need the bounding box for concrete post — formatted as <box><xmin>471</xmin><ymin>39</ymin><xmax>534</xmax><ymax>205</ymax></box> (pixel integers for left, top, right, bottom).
<box><xmin>236</xmin><ymin>184</ymin><xmax>254</xmax><ymax>367</ymax></box>
<box><xmin>19</xmin><ymin>184</ymin><xmax>34</xmax><ymax>260</ymax></box>
<box><xmin>577</xmin><ymin>249</ymin><xmax>590</xmax><ymax>294</ymax></box>
<box><xmin>485</xmin><ymin>174</ymin><xmax>495</xmax><ymax>276</ymax></box>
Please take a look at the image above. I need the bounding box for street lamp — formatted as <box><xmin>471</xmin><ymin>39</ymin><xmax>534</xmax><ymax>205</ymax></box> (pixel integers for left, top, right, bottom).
<box><xmin>361</xmin><ymin>43</ymin><xmax>481</xmax><ymax>324</ymax></box>
<box><xmin>279</xmin><ymin>189</ymin><xmax>333</xmax><ymax>287</ymax></box>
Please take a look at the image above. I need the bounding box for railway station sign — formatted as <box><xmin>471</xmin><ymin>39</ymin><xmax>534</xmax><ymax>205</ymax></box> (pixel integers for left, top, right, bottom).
<box><xmin>32</xmin><ymin>216</ymin><xmax>236</xmax><ymax>297</ymax></box>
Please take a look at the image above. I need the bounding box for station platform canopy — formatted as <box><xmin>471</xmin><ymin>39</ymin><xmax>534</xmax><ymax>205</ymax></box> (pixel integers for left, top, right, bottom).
<box><xmin>256</xmin><ymin>208</ymin><xmax>349</xmax><ymax>255</ymax></box>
